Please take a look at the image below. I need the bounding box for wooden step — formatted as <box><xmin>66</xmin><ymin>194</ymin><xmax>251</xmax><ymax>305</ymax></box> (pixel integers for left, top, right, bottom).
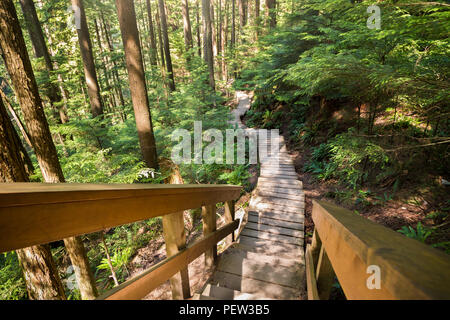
<box><xmin>256</xmin><ymin>190</ymin><xmax>304</xmax><ymax>201</ymax></box>
<box><xmin>192</xmin><ymin>293</ymin><xmax>220</xmax><ymax>300</ymax></box>
<box><xmin>202</xmin><ymin>284</ymin><xmax>273</xmax><ymax>300</ymax></box>
<box><xmin>225</xmin><ymin>245</ymin><xmax>301</xmax><ymax>267</ymax></box>
<box><xmin>210</xmin><ymin>271</ymin><xmax>302</xmax><ymax>300</ymax></box>
<box><xmin>237</xmin><ymin>236</ymin><xmax>304</xmax><ymax>260</ymax></box>
<box><xmin>251</xmin><ymin>196</ymin><xmax>305</xmax><ymax>209</ymax></box>
<box><xmin>248</xmin><ymin>214</ymin><xmax>304</xmax><ymax>231</ymax></box>
<box><xmin>249</xmin><ymin>202</ymin><xmax>304</xmax><ymax>214</ymax></box>
<box><xmin>216</xmin><ymin>249</ymin><xmax>304</xmax><ymax>289</ymax></box>
<box><xmin>240</xmin><ymin>228</ymin><xmax>304</xmax><ymax>245</ymax></box>
<box><xmin>248</xmin><ymin>210</ymin><xmax>305</xmax><ymax>224</ymax></box>
<box><xmin>256</xmin><ymin>187</ymin><xmax>304</xmax><ymax>195</ymax></box>
<box><xmin>245</xmin><ymin>222</ymin><xmax>303</xmax><ymax>238</ymax></box>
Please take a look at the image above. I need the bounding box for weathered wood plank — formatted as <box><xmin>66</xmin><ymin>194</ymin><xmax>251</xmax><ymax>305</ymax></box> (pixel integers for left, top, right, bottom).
<box><xmin>240</xmin><ymin>228</ymin><xmax>304</xmax><ymax>245</ymax></box>
<box><xmin>247</xmin><ymin>214</ymin><xmax>304</xmax><ymax>231</ymax></box>
<box><xmin>0</xmin><ymin>183</ymin><xmax>241</xmax><ymax>253</ymax></box>
<box><xmin>306</xmin><ymin>244</ymin><xmax>320</xmax><ymax>300</ymax></box>
<box><xmin>248</xmin><ymin>210</ymin><xmax>304</xmax><ymax>224</ymax></box>
<box><xmin>162</xmin><ymin>211</ymin><xmax>190</xmax><ymax>299</ymax></box>
<box><xmin>202</xmin><ymin>204</ymin><xmax>217</xmax><ymax>268</ymax></box>
<box><xmin>245</xmin><ymin>221</ymin><xmax>303</xmax><ymax>238</ymax></box>
<box><xmin>237</xmin><ymin>236</ymin><xmax>304</xmax><ymax>260</ymax></box>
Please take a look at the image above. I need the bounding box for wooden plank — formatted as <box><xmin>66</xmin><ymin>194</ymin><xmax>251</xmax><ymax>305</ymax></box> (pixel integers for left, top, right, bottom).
<box><xmin>216</xmin><ymin>250</ymin><xmax>304</xmax><ymax>289</ymax></box>
<box><xmin>310</xmin><ymin>228</ymin><xmax>321</xmax><ymax>269</ymax></box>
<box><xmin>251</xmin><ymin>196</ymin><xmax>305</xmax><ymax>208</ymax></box>
<box><xmin>315</xmin><ymin>246</ymin><xmax>335</xmax><ymax>300</ymax></box>
<box><xmin>0</xmin><ymin>183</ymin><xmax>241</xmax><ymax>253</ymax></box>
<box><xmin>247</xmin><ymin>214</ymin><xmax>304</xmax><ymax>231</ymax></box>
<box><xmin>240</xmin><ymin>228</ymin><xmax>303</xmax><ymax>245</ymax></box>
<box><xmin>306</xmin><ymin>244</ymin><xmax>320</xmax><ymax>300</ymax></box>
<box><xmin>210</xmin><ymin>270</ymin><xmax>301</xmax><ymax>300</ymax></box>
<box><xmin>220</xmin><ymin>246</ymin><xmax>301</xmax><ymax>268</ymax></box>
<box><xmin>312</xmin><ymin>200</ymin><xmax>450</xmax><ymax>299</ymax></box>
<box><xmin>256</xmin><ymin>190</ymin><xmax>304</xmax><ymax>201</ymax></box>
<box><xmin>248</xmin><ymin>210</ymin><xmax>304</xmax><ymax>224</ymax></box>
<box><xmin>202</xmin><ymin>204</ymin><xmax>217</xmax><ymax>268</ymax></box>
<box><xmin>250</xmin><ymin>202</ymin><xmax>304</xmax><ymax>214</ymax></box>
<box><xmin>162</xmin><ymin>211</ymin><xmax>190</xmax><ymax>299</ymax></box>
<box><xmin>224</xmin><ymin>201</ymin><xmax>235</xmax><ymax>243</ymax></box>
<box><xmin>237</xmin><ymin>236</ymin><xmax>304</xmax><ymax>260</ymax></box>
<box><xmin>98</xmin><ymin>220</ymin><xmax>239</xmax><ymax>300</ymax></box>
<box><xmin>245</xmin><ymin>222</ymin><xmax>303</xmax><ymax>238</ymax></box>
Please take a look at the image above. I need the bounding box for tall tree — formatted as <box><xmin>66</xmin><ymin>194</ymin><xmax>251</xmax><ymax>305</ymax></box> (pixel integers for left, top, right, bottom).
<box><xmin>18</xmin><ymin>0</ymin><xmax>68</xmax><ymax>124</ymax></box>
<box><xmin>196</xmin><ymin>0</ymin><xmax>202</xmax><ymax>57</ymax></box>
<box><xmin>181</xmin><ymin>0</ymin><xmax>194</xmax><ymax>58</ymax></box>
<box><xmin>158</xmin><ymin>0</ymin><xmax>176</xmax><ymax>91</ymax></box>
<box><xmin>265</xmin><ymin>0</ymin><xmax>276</xmax><ymax>28</ymax></box>
<box><xmin>0</xmin><ymin>77</ymin><xmax>67</xmax><ymax>302</ymax></box>
<box><xmin>255</xmin><ymin>0</ymin><xmax>260</xmax><ymax>39</ymax></box>
<box><xmin>239</xmin><ymin>0</ymin><xmax>247</xmax><ymax>28</ymax></box>
<box><xmin>115</xmin><ymin>0</ymin><xmax>159</xmax><ymax>169</ymax></box>
<box><xmin>71</xmin><ymin>0</ymin><xmax>104</xmax><ymax>117</ymax></box>
<box><xmin>221</xmin><ymin>0</ymin><xmax>228</xmax><ymax>80</ymax></box>
<box><xmin>146</xmin><ymin>0</ymin><xmax>159</xmax><ymax>66</ymax></box>
<box><xmin>0</xmin><ymin>0</ymin><xmax>98</xmax><ymax>300</ymax></box>
<box><xmin>202</xmin><ymin>0</ymin><xmax>215</xmax><ymax>90</ymax></box>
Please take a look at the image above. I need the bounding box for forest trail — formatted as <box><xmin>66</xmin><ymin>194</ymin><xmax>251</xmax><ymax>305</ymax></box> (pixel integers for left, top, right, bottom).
<box><xmin>195</xmin><ymin>92</ymin><xmax>306</xmax><ymax>300</ymax></box>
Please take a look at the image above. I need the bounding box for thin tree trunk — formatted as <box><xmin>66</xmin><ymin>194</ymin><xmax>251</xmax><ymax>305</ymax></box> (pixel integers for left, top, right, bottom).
<box><xmin>71</xmin><ymin>0</ymin><xmax>104</xmax><ymax>118</ymax></box>
<box><xmin>222</xmin><ymin>0</ymin><xmax>228</xmax><ymax>81</ymax></box>
<box><xmin>239</xmin><ymin>0</ymin><xmax>247</xmax><ymax>28</ymax></box>
<box><xmin>202</xmin><ymin>0</ymin><xmax>215</xmax><ymax>90</ymax></box>
<box><xmin>146</xmin><ymin>0</ymin><xmax>159</xmax><ymax>66</ymax></box>
<box><xmin>0</xmin><ymin>0</ymin><xmax>99</xmax><ymax>300</ymax></box>
<box><xmin>210</xmin><ymin>0</ymin><xmax>218</xmax><ymax>58</ymax></box>
<box><xmin>196</xmin><ymin>0</ymin><xmax>202</xmax><ymax>57</ymax></box>
<box><xmin>116</xmin><ymin>0</ymin><xmax>159</xmax><ymax>169</ymax></box>
<box><xmin>265</xmin><ymin>0</ymin><xmax>276</xmax><ymax>28</ymax></box>
<box><xmin>18</xmin><ymin>0</ymin><xmax>68</xmax><ymax>124</ymax></box>
<box><xmin>182</xmin><ymin>0</ymin><xmax>194</xmax><ymax>58</ymax></box>
<box><xmin>158</xmin><ymin>0</ymin><xmax>176</xmax><ymax>91</ymax></box>
<box><xmin>255</xmin><ymin>0</ymin><xmax>260</xmax><ymax>39</ymax></box>
<box><xmin>100</xmin><ymin>233</ymin><xmax>119</xmax><ymax>287</ymax></box>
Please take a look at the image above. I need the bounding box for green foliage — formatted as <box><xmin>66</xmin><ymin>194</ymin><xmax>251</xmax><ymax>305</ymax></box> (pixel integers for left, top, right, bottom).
<box><xmin>0</xmin><ymin>252</ymin><xmax>27</xmax><ymax>300</ymax></box>
<box><xmin>398</xmin><ymin>222</ymin><xmax>433</xmax><ymax>243</ymax></box>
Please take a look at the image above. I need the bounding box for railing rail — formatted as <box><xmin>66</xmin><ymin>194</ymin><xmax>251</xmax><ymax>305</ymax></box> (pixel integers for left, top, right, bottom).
<box><xmin>0</xmin><ymin>182</ymin><xmax>241</xmax><ymax>300</ymax></box>
<box><xmin>306</xmin><ymin>200</ymin><xmax>450</xmax><ymax>300</ymax></box>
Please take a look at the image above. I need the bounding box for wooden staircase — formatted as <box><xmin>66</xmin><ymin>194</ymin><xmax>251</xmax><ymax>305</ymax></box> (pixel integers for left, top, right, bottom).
<box><xmin>195</xmin><ymin>126</ymin><xmax>306</xmax><ymax>300</ymax></box>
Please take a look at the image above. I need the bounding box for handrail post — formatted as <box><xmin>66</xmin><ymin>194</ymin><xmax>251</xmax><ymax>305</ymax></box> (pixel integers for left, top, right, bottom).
<box><xmin>310</xmin><ymin>228</ymin><xmax>322</xmax><ymax>270</ymax></box>
<box><xmin>224</xmin><ymin>200</ymin><xmax>235</xmax><ymax>244</ymax></box>
<box><xmin>162</xmin><ymin>211</ymin><xmax>191</xmax><ymax>299</ymax></box>
<box><xmin>202</xmin><ymin>204</ymin><xmax>217</xmax><ymax>268</ymax></box>
<box><xmin>315</xmin><ymin>246</ymin><xmax>335</xmax><ymax>300</ymax></box>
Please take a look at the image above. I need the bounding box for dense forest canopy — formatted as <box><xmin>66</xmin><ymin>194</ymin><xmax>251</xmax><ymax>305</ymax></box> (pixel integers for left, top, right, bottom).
<box><xmin>0</xmin><ymin>0</ymin><xmax>448</xmax><ymax>300</ymax></box>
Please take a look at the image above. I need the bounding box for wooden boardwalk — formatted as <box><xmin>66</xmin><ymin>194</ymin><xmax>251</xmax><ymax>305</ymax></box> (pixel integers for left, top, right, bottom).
<box><xmin>195</xmin><ymin>92</ymin><xmax>306</xmax><ymax>300</ymax></box>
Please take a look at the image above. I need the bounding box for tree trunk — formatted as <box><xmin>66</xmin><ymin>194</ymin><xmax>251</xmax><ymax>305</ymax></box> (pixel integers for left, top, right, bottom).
<box><xmin>158</xmin><ymin>0</ymin><xmax>176</xmax><ymax>91</ymax></box>
<box><xmin>116</xmin><ymin>0</ymin><xmax>159</xmax><ymax>170</ymax></box>
<box><xmin>182</xmin><ymin>0</ymin><xmax>194</xmax><ymax>57</ymax></box>
<box><xmin>146</xmin><ymin>0</ymin><xmax>159</xmax><ymax>66</ymax></box>
<box><xmin>0</xmin><ymin>0</ymin><xmax>98</xmax><ymax>300</ymax></box>
<box><xmin>221</xmin><ymin>0</ymin><xmax>228</xmax><ymax>81</ymax></box>
<box><xmin>239</xmin><ymin>0</ymin><xmax>247</xmax><ymax>28</ymax></box>
<box><xmin>18</xmin><ymin>0</ymin><xmax>68</xmax><ymax>124</ymax></box>
<box><xmin>265</xmin><ymin>0</ymin><xmax>276</xmax><ymax>28</ymax></box>
<box><xmin>0</xmin><ymin>91</ymin><xmax>66</xmax><ymax>300</ymax></box>
<box><xmin>100</xmin><ymin>233</ymin><xmax>119</xmax><ymax>287</ymax></box>
<box><xmin>255</xmin><ymin>0</ymin><xmax>260</xmax><ymax>39</ymax></box>
<box><xmin>71</xmin><ymin>0</ymin><xmax>104</xmax><ymax>118</ymax></box>
<box><xmin>210</xmin><ymin>0</ymin><xmax>218</xmax><ymax>58</ymax></box>
<box><xmin>196</xmin><ymin>0</ymin><xmax>202</xmax><ymax>57</ymax></box>
<box><xmin>202</xmin><ymin>0</ymin><xmax>215</xmax><ymax>90</ymax></box>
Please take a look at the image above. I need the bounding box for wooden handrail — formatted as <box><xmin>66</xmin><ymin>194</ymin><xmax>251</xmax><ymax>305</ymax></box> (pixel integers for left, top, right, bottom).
<box><xmin>0</xmin><ymin>183</ymin><xmax>241</xmax><ymax>253</ymax></box>
<box><xmin>306</xmin><ymin>200</ymin><xmax>450</xmax><ymax>300</ymax></box>
<box><xmin>0</xmin><ymin>182</ymin><xmax>241</xmax><ymax>300</ymax></box>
